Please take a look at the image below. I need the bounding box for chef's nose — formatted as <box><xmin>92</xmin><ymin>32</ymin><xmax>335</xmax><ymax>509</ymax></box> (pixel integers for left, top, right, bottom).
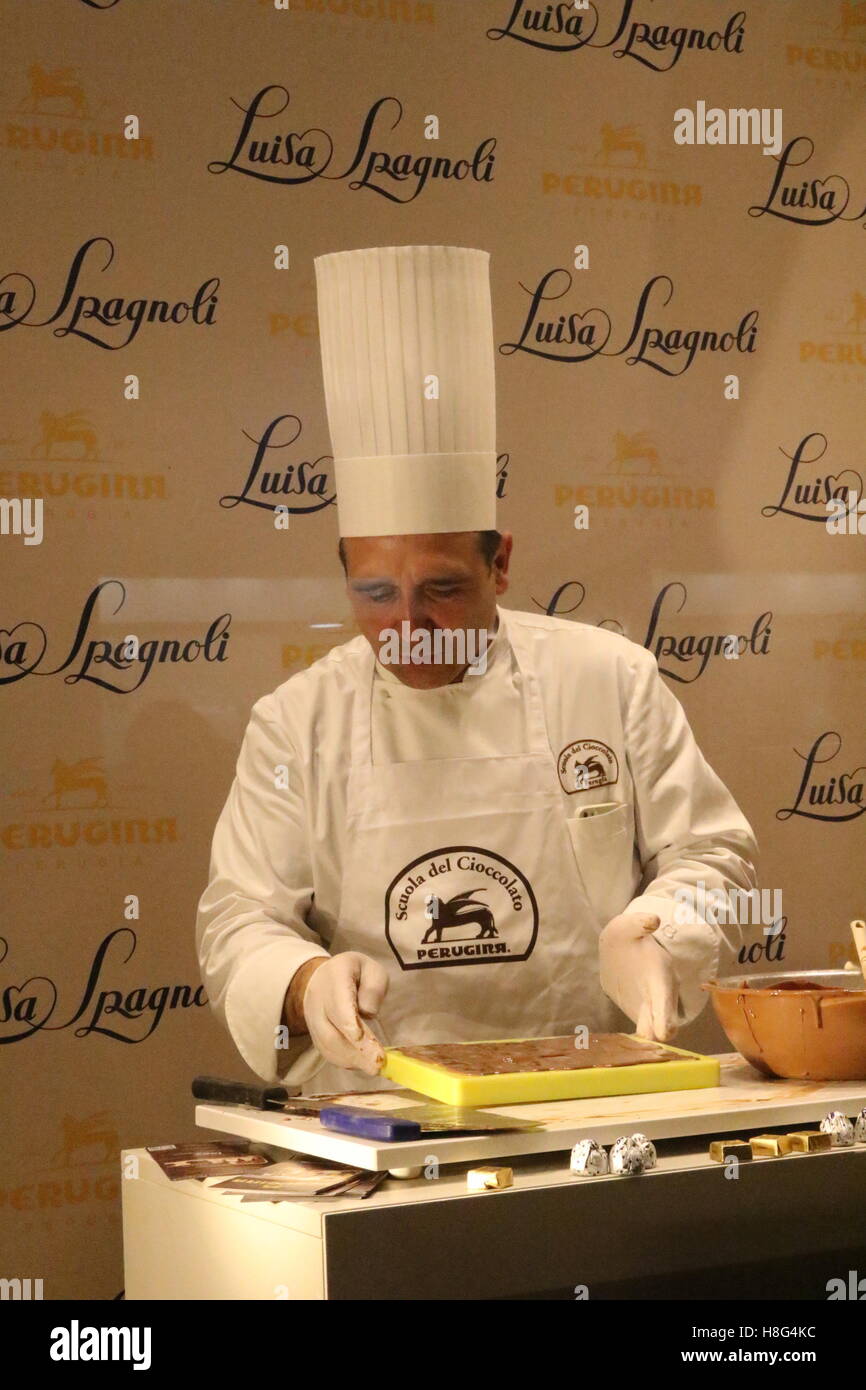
<box><xmin>395</xmin><ymin>590</ymin><xmax>433</xmax><ymax>633</ymax></box>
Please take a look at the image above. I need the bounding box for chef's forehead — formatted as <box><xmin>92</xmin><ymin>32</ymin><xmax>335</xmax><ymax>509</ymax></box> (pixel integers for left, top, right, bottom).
<box><xmin>341</xmin><ymin>533</ymin><xmax>482</xmax><ymax>575</ymax></box>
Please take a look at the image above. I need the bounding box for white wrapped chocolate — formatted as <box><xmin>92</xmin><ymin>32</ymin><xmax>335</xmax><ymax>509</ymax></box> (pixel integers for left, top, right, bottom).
<box><xmin>854</xmin><ymin>1109</ymin><xmax>866</xmax><ymax>1144</ymax></box>
<box><xmin>820</xmin><ymin>1111</ymin><xmax>855</xmax><ymax>1147</ymax></box>
<box><xmin>630</xmin><ymin>1132</ymin><xmax>657</xmax><ymax>1169</ymax></box>
<box><xmin>570</xmin><ymin>1138</ymin><xmax>609</xmax><ymax>1177</ymax></box>
<box><xmin>609</xmin><ymin>1135</ymin><xmax>646</xmax><ymax>1175</ymax></box>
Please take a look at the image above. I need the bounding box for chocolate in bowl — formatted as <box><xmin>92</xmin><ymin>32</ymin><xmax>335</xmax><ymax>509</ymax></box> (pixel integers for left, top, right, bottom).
<box><xmin>703</xmin><ymin>969</ymin><xmax>866</xmax><ymax>1080</ymax></box>
<box><xmin>757</xmin><ymin>979</ymin><xmax>849</xmax><ymax>993</ymax></box>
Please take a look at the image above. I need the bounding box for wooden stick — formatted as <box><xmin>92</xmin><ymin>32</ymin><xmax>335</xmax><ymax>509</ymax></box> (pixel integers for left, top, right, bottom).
<box><xmin>849</xmin><ymin>920</ymin><xmax>866</xmax><ymax>980</ymax></box>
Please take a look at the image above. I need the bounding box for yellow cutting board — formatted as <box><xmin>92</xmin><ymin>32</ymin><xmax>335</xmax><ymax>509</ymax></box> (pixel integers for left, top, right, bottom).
<box><xmin>381</xmin><ymin>1036</ymin><xmax>720</xmax><ymax>1106</ymax></box>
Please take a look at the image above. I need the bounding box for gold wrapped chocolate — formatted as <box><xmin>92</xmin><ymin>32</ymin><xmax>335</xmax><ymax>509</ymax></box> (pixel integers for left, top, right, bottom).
<box><xmin>709</xmin><ymin>1139</ymin><xmax>753</xmax><ymax>1163</ymax></box>
<box><xmin>749</xmin><ymin>1133</ymin><xmax>784</xmax><ymax>1157</ymax></box>
<box><xmin>779</xmin><ymin>1130</ymin><xmax>833</xmax><ymax>1155</ymax></box>
<box><xmin>466</xmin><ymin>1165</ymin><xmax>513</xmax><ymax>1192</ymax></box>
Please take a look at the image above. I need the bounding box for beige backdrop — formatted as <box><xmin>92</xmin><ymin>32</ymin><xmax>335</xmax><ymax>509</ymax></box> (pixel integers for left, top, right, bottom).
<box><xmin>2</xmin><ymin>0</ymin><xmax>865</xmax><ymax>1299</ymax></box>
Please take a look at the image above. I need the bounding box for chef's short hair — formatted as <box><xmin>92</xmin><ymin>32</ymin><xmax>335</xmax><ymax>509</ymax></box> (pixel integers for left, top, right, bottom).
<box><xmin>477</xmin><ymin>529</ymin><xmax>503</xmax><ymax>568</ymax></box>
<box><xmin>338</xmin><ymin>531</ymin><xmax>502</xmax><ymax>576</ymax></box>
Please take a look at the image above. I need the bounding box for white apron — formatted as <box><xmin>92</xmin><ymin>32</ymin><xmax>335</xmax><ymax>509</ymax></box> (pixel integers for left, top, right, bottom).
<box><xmin>305</xmin><ymin>610</ymin><xmax>622</xmax><ymax>1095</ymax></box>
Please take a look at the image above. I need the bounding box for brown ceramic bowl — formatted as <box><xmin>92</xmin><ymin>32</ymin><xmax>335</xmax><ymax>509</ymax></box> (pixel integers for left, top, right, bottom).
<box><xmin>703</xmin><ymin>969</ymin><xmax>866</xmax><ymax>1080</ymax></box>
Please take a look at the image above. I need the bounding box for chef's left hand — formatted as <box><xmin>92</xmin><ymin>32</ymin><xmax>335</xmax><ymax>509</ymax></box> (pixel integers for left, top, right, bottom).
<box><xmin>598</xmin><ymin>912</ymin><xmax>680</xmax><ymax>1042</ymax></box>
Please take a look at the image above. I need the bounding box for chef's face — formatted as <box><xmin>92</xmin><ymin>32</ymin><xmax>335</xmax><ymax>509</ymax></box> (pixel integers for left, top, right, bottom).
<box><xmin>342</xmin><ymin>531</ymin><xmax>513</xmax><ymax>688</ymax></box>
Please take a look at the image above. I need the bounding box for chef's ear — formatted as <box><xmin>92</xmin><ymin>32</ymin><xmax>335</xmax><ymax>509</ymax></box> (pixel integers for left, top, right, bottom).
<box><xmin>491</xmin><ymin>531</ymin><xmax>513</xmax><ymax>590</ymax></box>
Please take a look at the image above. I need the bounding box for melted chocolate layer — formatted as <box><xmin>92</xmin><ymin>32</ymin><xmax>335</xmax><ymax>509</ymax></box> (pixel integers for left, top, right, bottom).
<box><xmin>396</xmin><ymin>1033</ymin><xmax>682</xmax><ymax>1077</ymax></box>
<box><xmin>759</xmin><ymin>980</ymin><xmax>847</xmax><ymax>992</ymax></box>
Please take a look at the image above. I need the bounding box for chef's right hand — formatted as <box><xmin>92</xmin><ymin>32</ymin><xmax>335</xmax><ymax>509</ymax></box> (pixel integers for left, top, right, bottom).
<box><xmin>299</xmin><ymin>952</ymin><xmax>389</xmax><ymax>1076</ymax></box>
<box><xmin>598</xmin><ymin>912</ymin><xmax>679</xmax><ymax>1042</ymax></box>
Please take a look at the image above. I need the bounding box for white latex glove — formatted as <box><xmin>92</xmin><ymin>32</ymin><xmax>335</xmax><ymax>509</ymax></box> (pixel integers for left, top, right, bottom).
<box><xmin>598</xmin><ymin>912</ymin><xmax>680</xmax><ymax>1042</ymax></box>
<box><xmin>301</xmin><ymin>951</ymin><xmax>389</xmax><ymax>1076</ymax></box>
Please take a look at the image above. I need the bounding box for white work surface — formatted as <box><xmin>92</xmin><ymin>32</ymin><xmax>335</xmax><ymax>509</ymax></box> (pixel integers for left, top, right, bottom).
<box><xmin>194</xmin><ymin>1054</ymin><xmax>866</xmax><ymax>1172</ymax></box>
<box><xmin>123</xmin><ymin>1116</ymin><xmax>866</xmax><ymax>1299</ymax></box>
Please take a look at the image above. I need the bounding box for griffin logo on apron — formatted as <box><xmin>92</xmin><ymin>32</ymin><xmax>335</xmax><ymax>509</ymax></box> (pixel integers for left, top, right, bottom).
<box><xmin>385</xmin><ymin>845</ymin><xmax>539</xmax><ymax>970</ymax></box>
<box><xmin>557</xmin><ymin>739</ymin><xmax>619</xmax><ymax>795</ymax></box>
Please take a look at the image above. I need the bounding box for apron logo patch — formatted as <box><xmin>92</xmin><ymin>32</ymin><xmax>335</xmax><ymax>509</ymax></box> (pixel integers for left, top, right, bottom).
<box><xmin>384</xmin><ymin>846</ymin><xmax>539</xmax><ymax>970</ymax></box>
<box><xmin>557</xmin><ymin>739</ymin><xmax>619</xmax><ymax>795</ymax></box>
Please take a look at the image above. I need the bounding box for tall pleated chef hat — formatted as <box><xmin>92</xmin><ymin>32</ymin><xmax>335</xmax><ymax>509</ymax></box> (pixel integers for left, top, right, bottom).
<box><xmin>313</xmin><ymin>244</ymin><xmax>497</xmax><ymax>537</ymax></box>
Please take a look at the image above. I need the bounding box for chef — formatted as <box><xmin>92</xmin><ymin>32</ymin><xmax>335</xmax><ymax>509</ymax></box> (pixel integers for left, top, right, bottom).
<box><xmin>196</xmin><ymin>244</ymin><xmax>760</xmax><ymax>1095</ymax></box>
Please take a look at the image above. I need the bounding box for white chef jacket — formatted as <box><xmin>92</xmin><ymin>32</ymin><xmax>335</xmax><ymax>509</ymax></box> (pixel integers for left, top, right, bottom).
<box><xmin>371</xmin><ymin>614</ymin><xmax>525</xmax><ymax>763</ymax></box>
<box><xmin>195</xmin><ymin>605</ymin><xmax>759</xmax><ymax>1085</ymax></box>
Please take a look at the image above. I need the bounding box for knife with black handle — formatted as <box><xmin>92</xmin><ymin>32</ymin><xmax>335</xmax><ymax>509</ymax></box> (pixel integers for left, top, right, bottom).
<box><xmin>191</xmin><ymin>1075</ymin><xmax>301</xmax><ymax>1109</ymax></box>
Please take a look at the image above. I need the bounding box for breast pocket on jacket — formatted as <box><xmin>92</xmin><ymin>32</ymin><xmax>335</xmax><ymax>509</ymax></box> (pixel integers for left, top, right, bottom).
<box><xmin>565</xmin><ymin>800</ymin><xmax>635</xmax><ymax>928</ymax></box>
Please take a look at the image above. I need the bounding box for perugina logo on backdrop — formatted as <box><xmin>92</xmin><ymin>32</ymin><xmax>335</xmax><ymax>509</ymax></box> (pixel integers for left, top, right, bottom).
<box><xmin>0</xmin><ymin>410</ymin><xmax>166</xmax><ymax>515</ymax></box>
<box><xmin>2</xmin><ymin>756</ymin><xmax>178</xmax><ymax>856</ymax></box>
